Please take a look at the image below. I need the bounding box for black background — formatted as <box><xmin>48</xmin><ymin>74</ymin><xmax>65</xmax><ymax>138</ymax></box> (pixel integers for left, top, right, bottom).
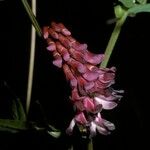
<box><xmin>0</xmin><ymin>0</ymin><xmax>149</xmax><ymax>149</ymax></box>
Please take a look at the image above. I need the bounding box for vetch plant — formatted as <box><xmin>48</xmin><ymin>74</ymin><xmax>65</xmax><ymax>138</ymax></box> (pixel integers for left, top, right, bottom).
<box><xmin>0</xmin><ymin>0</ymin><xmax>150</xmax><ymax>149</ymax></box>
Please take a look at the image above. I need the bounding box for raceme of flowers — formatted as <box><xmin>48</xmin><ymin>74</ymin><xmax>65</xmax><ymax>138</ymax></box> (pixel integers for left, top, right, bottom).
<box><xmin>43</xmin><ymin>22</ymin><xmax>123</xmax><ymax>137</ymax></box>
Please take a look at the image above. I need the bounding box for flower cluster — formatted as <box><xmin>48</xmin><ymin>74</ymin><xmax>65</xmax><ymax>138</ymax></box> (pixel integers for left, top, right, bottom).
<box><xmin>43</xmin><ymin>22</ymin><xmax>123</xmax><ymax>137</ymax></box>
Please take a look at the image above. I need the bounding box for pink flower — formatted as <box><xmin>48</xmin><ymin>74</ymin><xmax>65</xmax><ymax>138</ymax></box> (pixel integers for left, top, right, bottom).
<box><xmin>43</xmin><ymin>22</ymin><xmax>123</xmax><ymax>137</ymax></box>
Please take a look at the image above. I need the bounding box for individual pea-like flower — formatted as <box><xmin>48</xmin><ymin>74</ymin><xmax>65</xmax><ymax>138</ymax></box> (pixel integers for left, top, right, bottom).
<box><xmin>43</xmin><ymin>22</ymin><xmax>123</xmax><ymax>137</ymax></box>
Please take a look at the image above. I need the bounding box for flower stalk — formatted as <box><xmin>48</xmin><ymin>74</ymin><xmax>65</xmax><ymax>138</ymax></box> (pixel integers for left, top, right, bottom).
<box><xmin>88</xmin><ymin>138</ymin><xmax>93</xmax><ymax>150</ymax></box>
<box><xmin>100</xmin><ymin>12</ymin><xmax>128</xmax><ymax>68</ymax></box>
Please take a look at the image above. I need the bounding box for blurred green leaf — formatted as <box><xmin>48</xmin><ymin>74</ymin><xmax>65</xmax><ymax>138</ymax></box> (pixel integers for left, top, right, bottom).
<box><xmin>0</xmin><ymin>126</ymin><xmax>19</xmax><ymax>133</ymax></box>
<box><xmin>16</xmin><ymin>99</ymin><xmax>27</xmax><ymax>121</ymax></box>
<box><xmin>128</xmin><ymin>3</ymin><xmax>150</xmax><ymax>14</ymax></box>
<box><xmin>137</xmin><ymin>0</ymin><xmax>147</xmax><ymax>4</ymax></box>
<box><xmin>12</xmin><ymin>98</ymin><xmax>27</xmax><ymax>121</ymax></box>
<box><xmin>12</xmin><ymin>99</ymin><xmax>19</xmax><ymax>120</ymax></box>
<box><xmin>21</xmin><ymin>0</ymin><xmax>42</xmax><ymax>37</ymax></box>
<box><xmin>0</xmin><ymin>119</ymin><xmax>28</xmax><ymax>131</ymax></box>
<box><xmin>47</xmin><ymin>131</ymin><xmax>61</xmax><ymax>138</ymax></box>
<box><xmin>47</xmin><ymin>123</ymin><xmax>61</xmax><ymax>138</ymax></box>
<box><xmin>119</xmin><ymin>0</ymin><xmax>136</xmax><ymax>8</ymax></box>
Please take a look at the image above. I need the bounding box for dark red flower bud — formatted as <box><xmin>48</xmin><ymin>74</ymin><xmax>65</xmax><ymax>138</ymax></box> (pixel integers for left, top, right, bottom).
<box><xmin>82</xmin><ymin>70</ymin><xmax>99</xmax><ymax>81</ymax></box>
<box><xmin>51</xmin><ymin>22</ymin><xmax>61</xmax><ymax>32</ymax></box>
<box><xmin>83</xmin><ymin>51</ymin><xmax>104</xmax><ymax>65</ymax></box>
<box><xmin>58</xmin><ymin>34</ymin><xmax>72</xmax><ymax>48</ymax></box>
<box><xmin>67</xmin><ymin>58</ymin><xmax>87</xmax><ymax>73</ymax></box>
<box><xmin>68</xmin><ymin>48</ymin><xmax>85</xmax><ymax>63</ymax></box>
<box><xmin>63</xmin><ymin>64</ymin><xmax>77</xmax><ymax>87</ymax></box>
<box><xmin>72</xmin><ymin>41</ymin><xmax>88</xmax><ymax>52</ymax></box>
<box><xmin>52</xmin><ymin>50</ymin><xmax>62</xmax><ymax>68</ymax></box>
<box><xmin>48</xmin><ymin>28</ymin><xmax>59</xmax><ymax>39</ymax></box>
<box><xmin>43</xmin><ymin>26</ymin><xmax>49</xmax><ymax>39</ymax></box>
<box><xmin>58</xmin><ymin>23</ymin><xmax>71</xmax><ymax>36</ymax></box>
<box><xmin>56</xmin><ymin>42</ymin><xmax>70</xmax><ymax>61</ymax></box>
<box><xmin>46</xmin><ymin>38</ymin><xmax>56</xmax><ymax>51</ymax></box>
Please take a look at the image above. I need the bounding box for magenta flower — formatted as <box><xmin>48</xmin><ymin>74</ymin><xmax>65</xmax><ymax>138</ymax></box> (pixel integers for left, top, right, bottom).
<box><xmin>43</xmin><ymin>22</ymin><xmax>123</xmax><ymax>137</ymax></box>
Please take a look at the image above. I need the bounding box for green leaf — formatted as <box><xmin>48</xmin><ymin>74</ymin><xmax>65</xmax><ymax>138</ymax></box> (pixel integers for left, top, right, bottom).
<box><xmin>119</xmin><ymin>0</ymin><xmax>136</xmax><ymax>8</ymax></box>
<box><xmin>0</xmin><ymin>119</ymin><xmax>28</xmax><ymax>131</ymax></box>
<box><xmin>16</xmin><ymin>99</ymin><xmax>27</xmax><ymax>121</ymax></box>
<box><xmin>47</xmin><ymin>131</ymin><xmax>61</xmax><ymax>138</ymax></box>
<box><xmin>137</xmin><ymin>0</ymin><xmax>147</xmax><ymax>4</ymax></box>
<box><xmin>21</xmin><ymin>0</ymin><xmax>42</xmax><ymax>37</ymax></box>
<box><xmin>12</xmin><ymin>99</ymin><xmax>19</xmax><ymax>120</ymax></box>
<box><xmin>128</xmin><ymin>3</ymin><xmax>150</xmax><ymax>14</ymax></box>
<box><xmin>47</xmin><ymin>124</ymin><xmax>61</xmax><ymax>138</ymax></box>
<box><xmin>0</xmin><ymin>126</ymin><xmax>19</xmax><ymax>133</ymax></box>
<box><xmin>12</xmin><ymin>99</ymin><xmax>27</xmax><ymax>121</ymax></box>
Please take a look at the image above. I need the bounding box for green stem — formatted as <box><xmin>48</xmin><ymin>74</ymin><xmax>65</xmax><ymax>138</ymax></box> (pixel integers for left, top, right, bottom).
<box><xmin>21</xmin><ymin>0</ymin><xmax>42</xmax><ymax>37</ymax></box>
<box><xmin>88</xmin><ymin>138</ymin><xmax>93</xmax><ymax>150</ymax></box>
<box><xmin>100</xmin><ymin>12</ymin><xmax>128</xmax><ymax>68</ymax></box>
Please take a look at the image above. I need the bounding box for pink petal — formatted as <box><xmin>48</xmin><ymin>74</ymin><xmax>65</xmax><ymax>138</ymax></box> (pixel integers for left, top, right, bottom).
<box><xmin>67</xmin><ymin>58</ymin><xmax>86</xmax><ymax>73</ymax></box>
<box><xmin>94</xmin><ymin>97</ymin><xmax>117</xmax><ymax>110</ymax></box>
<box><xmin>83</xmin><ymin>97</ymin><xmax>95</xmax><ymax>112</ymax></box>
<box><xmin>52</xmin><ymin>59</ymin><xmax>62</xmax><ymax>68</ymax></box>
<box><xmin>90</xmin><ymin>122</ymin><xmax>97</xmax><ymax>137</ymax></box>
<box><xmin>52</xmin><ymin>50</ymin><xmax>62</xmax><ymax>68</ymax></box>
<box><xmin>96</xmin><ymin>125</ymin><xmax>110</xmax><ymax>135</ymax></box>
<box><xmin>63</xmin><ymin>64</ymin><xmax>77</xmax><ymax>87</ymax></box>
<box><xmin>72</xmin><ymin>42</ymin><xmax>87</xmax><ymax>51</ymax></box>
<box><xmin>84</xmin><ymin>82</ymin><xmax>95</xmax><ymax>90</ymax></box>
<box><xmin>46</xmin><ymin>45</ymin><xmax>56</xmax><ymax>51</ymax></box>
<box><xmin>103</xmin><ymin>119</ymin><xmax>115</xmax><ymax>131</ymax></box>
<box><xmin>62</xmin><ymin>29</ymin><xmax>71</xmax><ymax>36</ymax></box>
<box><xmin>83</xmin><ymin>51</ymin><xmax>104</xmax><ymax>65</ymax></box>
<box><xmin>75</xmin><ymin>112</ymin><xmax>88</xmax><ymax>125</ymax></box>
<box><xmin>66</xmin><ymin>119</ymin><xmax>76</xmax><ymax>135</ymax></box>
<box><xmin>68</xmin><ymin>48</ymin><xmax>85</xmax><ymax>63</ymax></box>
<box><xmin>83</xmin><ymin>71</ymin><xmax>99</xmax><ymax>81</ymax></box>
